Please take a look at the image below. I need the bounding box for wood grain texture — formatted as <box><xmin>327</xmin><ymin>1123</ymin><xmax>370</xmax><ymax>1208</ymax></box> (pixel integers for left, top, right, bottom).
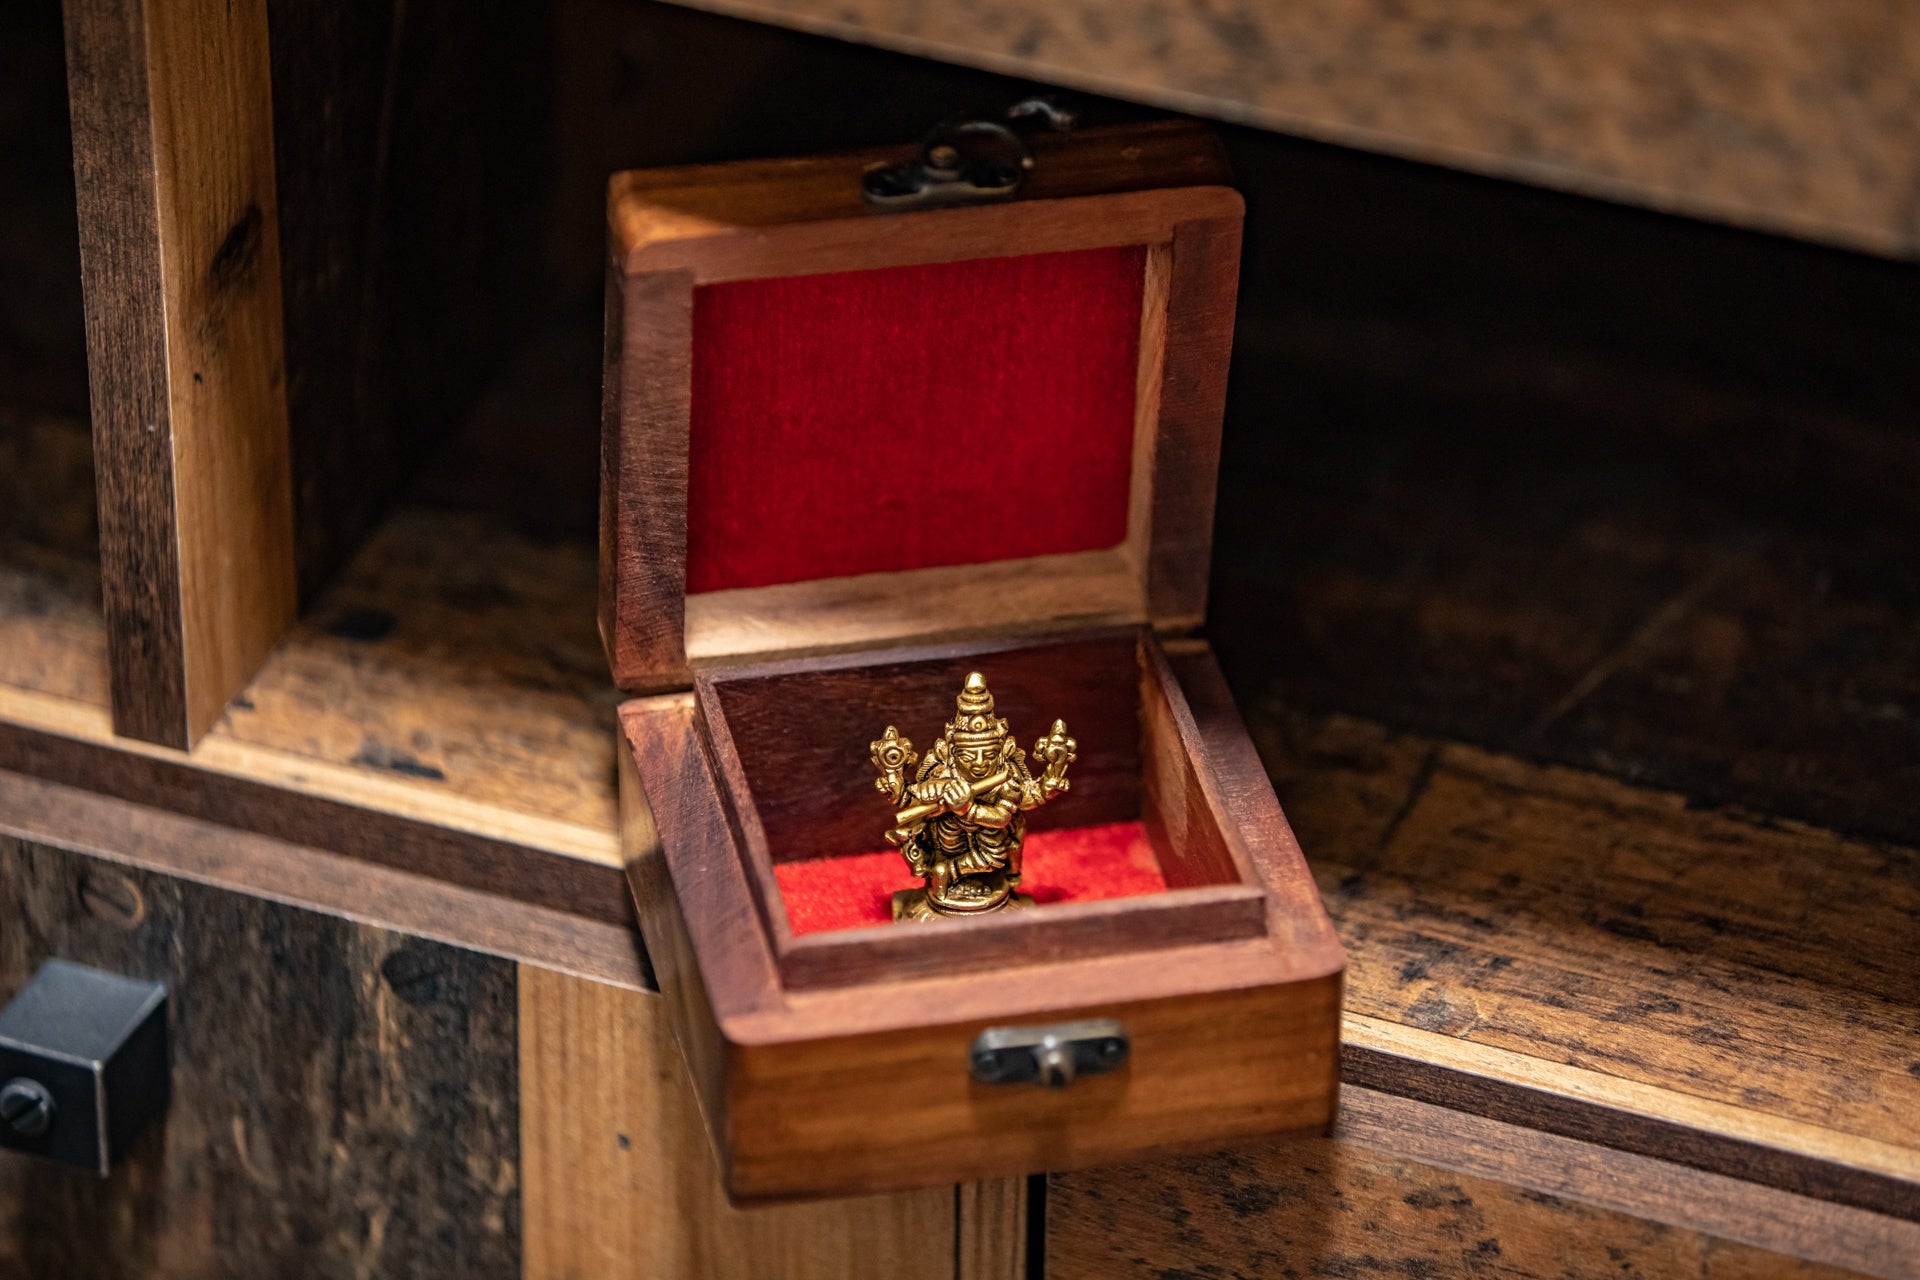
<box><xmin>956</xmin><ymin>1179</ymin><xmax>1027</xmax><ymax>1280</ymax></box>
<box><xmin>64</xmin><ymin>0</ymin><xmax>296</xmax><ymax>747</ymax></box>
<box><xmin>519</xmin><ymin>964</ymin><xmax>959</xmax><ymax>1279</ymax></box>
<box><xmin>647</xmin><ymin>0</ymin><xmax>1920</xmax><ymax>261</ymax></box>
<box><xmin>1258</xmin><ymin>707</ymin><xmax>1920</xmax><ymax>1216</ymax></box>
<box><xmin>1047</xmin><ymin>1087</ymin><xmax>1920</xmax><ymax>1279</ymax></box>
<box><xmin>0</xmin><ymin>835</ymin><xmax>519</xmax><ymax>1277</ymax></box>
<box><xmin>619</xmin><ymin>636</ymin><xmax>1342</xmax><ymax>1200</ymax></box>
<box><xmin>1144</xmin><ymin>215</ymin><xmax>1238</xmax><ymax>631</ymax></box>
<box><xmin>685</xmin><ymin>548</ymin><xmax>1147</xmax><ymax>669</ymax></box>
<box><xmin>601</xmin><ymin>264</ymin><xmax>695</xmax><ymax>692</ymax></box>
<box><xmin>0</xmin><ymin>764</ymin><xmax>646</xmax><ymax>988</ymax></box>
<box><xmin>0</xmin><ymin>505</ymin><xmax>628</xmax><ymax>922</ymax></box>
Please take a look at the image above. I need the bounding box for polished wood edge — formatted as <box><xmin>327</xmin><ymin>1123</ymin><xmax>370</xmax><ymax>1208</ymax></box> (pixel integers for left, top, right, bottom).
<box><xmin>602</xmin><ymin>264</ymin><xmax>695</xmax><ymax>692</ymax></box>
<box><xmin>697</xmin><ymin>623</ymin><xmax>1148</xmax><ymax>687</ymax></box>
<box><xmin>682</xmin><ymin>548</ymin><xmax>1149</xmax><ymax>673</ymax></box>
<box><xmin>690</xmin><ymin>674</ymin><xmax>796</xmax><ymax>953</ymax></box>
<box><xmin>1335</xmin><ymin>1086</ymin><xmax>1920</xmax><ymax>1278</ymax></box>
<box><xmin>1145</xmin><ymin>215</ymin><xmax>1241</xmax><ymax>625</ymax></box>
<box><xmin>1161</xmin><ymin>641</ymin><xmax>1346</xmax><ymax>960</ymax></box>
<box><xmin>607</xmin><ymin>119</ymin><xmax>1233</xmax><ymax>252</ymax></box>
<box><xmin>1139</xmin><ymin>633</ymin><xmax>1260</xmax><ymax>887</ymax></box>
<box><xmin>0</xmin><ymin>714</ymin><xmax>634</xmax><ymax>927</ymax></box>
<box><xmin>625</xmin><ymin>185</ymin><xmax>1242</xmax><ymax>283</ymax></box>
<box><xmin>776</xmin><ymin>884</ymin><xmax>1269</xmax><ymax>991</ymax></box>
<box><xmin>1346</xmin><ymin>1038</ymin><xmax>1920</xmax><ymax>1223</ymax></box>
<box><xmin>0</xmin><ymin>764</ymin><xmax>648</xmax><ymax>988</ymax></box>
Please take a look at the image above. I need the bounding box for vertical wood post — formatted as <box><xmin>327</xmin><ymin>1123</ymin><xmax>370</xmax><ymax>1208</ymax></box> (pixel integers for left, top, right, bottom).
<box><xmin>63</xmin><ymin>0</ymin><xmax>296</xmax><ymax>749</ymax></box>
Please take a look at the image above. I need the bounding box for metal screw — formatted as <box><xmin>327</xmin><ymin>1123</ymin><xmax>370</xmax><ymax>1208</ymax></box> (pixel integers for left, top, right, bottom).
<box><xmin>0</xmin><ymin>1078</ymin><xmax>55</xmax><ymax>1139</ymax></box>
<box><xmin>79</xmin><ymin>868</ymin><xmax>146</xmax><ymax>929</ymax></box>
<box><xmin>1034</xmin><ymin>1039</ymin><xmax>1077</xmax><ymax>1088</ymax></box>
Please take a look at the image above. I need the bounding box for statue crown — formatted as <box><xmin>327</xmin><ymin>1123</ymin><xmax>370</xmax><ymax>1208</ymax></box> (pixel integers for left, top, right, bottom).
<box><xmin>947</xmin><ymin>671</ymin><xmax>1008</xmax><ymax>744</ymax></box>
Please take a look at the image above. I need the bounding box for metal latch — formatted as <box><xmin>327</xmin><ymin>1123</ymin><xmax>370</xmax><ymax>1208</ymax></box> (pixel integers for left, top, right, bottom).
<box><xmin>862</xmin><ymin>96</ymin><xmax>1076</xmax><ymax>212</ymax></box>
<box><xmin>969</xmin><ymin>1018</ymin><xmax>1129</xmax><ymax>1088</ymax></box>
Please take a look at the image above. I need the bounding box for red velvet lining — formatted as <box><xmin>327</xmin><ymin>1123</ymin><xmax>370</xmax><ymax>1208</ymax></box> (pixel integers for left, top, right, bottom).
<box><xmin>687</xmin><ymin>246</ymin><xmax>1145</xmax><ymax>593</ymax></box>
<box><xmin>772</xmin><ymin>819</ymin><xmax>1167</xmax><ymax>936</ymax></box>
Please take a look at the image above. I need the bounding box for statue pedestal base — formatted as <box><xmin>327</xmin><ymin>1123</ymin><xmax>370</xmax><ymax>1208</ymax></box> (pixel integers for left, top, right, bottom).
<box><xmin>892</xmin><ymin>888</ymin><xmax>1034</xmax><ymax>922</ymax></box>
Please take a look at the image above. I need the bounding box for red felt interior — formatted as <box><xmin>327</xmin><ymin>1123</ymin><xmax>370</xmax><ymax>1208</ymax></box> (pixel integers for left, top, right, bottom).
<box><xmin>687</xmin><ymin>246</ymin><xmax>1146</xmax><ymax>593</ymax></box>
<box><xmin>772</xmin><ymin>819</ymin><xmax>1167</xmax><ymax>936</ymax></box>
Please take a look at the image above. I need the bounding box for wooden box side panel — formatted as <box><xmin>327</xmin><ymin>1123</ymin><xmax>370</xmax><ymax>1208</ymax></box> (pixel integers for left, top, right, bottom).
<box><xmin>1164</xmin><ymin>640</ymin><xmax>1346</xmax><ymax>958</ymax></box>
<box><xmin>725</xmin><ymin>968</ymin><xmax>1343</xmax><ymax>1201</ymax></box>
<box><xmin>601</xmin><ymin>265</ymin><xmax>694</xmax><ymax>692</ymax></box>
<box><xmin>1138</xmin><ymin>634</ymin><xmax>1249</xmax><ymax>890</ymax></box>
<box><xmin>618</xmin><ymin>698</ymin><xmax>780</xmax><ymax>1156</ymax></box>
<box><xmin>1146</xmin><ymin>213</ymin><xmax>1241</xmax><ymax>632</ymax></box>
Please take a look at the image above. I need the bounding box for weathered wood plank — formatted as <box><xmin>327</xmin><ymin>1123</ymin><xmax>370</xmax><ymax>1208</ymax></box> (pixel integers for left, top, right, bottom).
<box><xmin>1254</xmin><ymin>707</ymin><xmax>1920</xmax><ymax>1211</ymax></box>
<box><xmin>1048</xmin><ymin>1087</ymin><xmax>1920</xmax><ymax>1279</ymax></box>
<box><xmin>0</xmin><ymin>503</ymin><xmax>625</xmax><ymax>917</ymax></box>
<box><xmin>518</xmin><ymin>964</ymin><xmax>957</xmax><ymax>1279</ymax></box>
<box><xmin>0</xmin><ymin>835</ymin><xmax>519</xmax><ymax>1277</ymax></box>
<box><xmin>650</xmin><ymin>0</ymin><xmax>1920</xmax><ymax>261</ymax></box>
<box><xmin>0</xmin><ymin>765</ymin><xmax>645</xmax><ymax>987</ymax></box>
<box><xmin>225</xmin><ymin>507</ymin><xmax>620</xmax><ymax>838</ymax></box>
<box><xmin>63</xmin><ymin>0</ymin><xmax>296</xmax><ymax>747</ymax></box>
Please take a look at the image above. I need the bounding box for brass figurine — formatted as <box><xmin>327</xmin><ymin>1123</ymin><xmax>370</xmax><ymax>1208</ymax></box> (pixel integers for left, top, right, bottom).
<box><xmin>870</xmin><ymin>671</ymin><xmax>1077</xmax><ymax>921</ymax></box>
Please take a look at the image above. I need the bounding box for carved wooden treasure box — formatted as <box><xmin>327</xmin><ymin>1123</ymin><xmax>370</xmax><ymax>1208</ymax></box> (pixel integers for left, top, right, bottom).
<box><xmin>602</xmin><ymin>119</ymin><xmax>1345</xmax><ymax>1202</ymax></box>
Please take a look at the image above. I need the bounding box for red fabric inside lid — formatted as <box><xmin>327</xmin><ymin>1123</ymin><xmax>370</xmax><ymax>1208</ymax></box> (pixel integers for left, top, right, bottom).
<box><xmin>772</xmin><ymin>819</ymin><xmax>1166</xmax><ymax>936</ymax></box>
<box><xmin>687</xmin><ymin>246</ymin><xmax>1145</xmax><ymax>594</ymax></box>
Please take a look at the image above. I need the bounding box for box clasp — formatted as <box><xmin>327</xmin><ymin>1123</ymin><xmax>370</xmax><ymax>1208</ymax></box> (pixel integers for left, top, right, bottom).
<box><xmin>862</xmin><ymin>97</ymin><xmax>1075</xmax><ymax>212</ymax></box>
<box><xmin>969</xmin><ymin>1018</ymin><xmax>1128</xmax><ymax>1088</ymax></box>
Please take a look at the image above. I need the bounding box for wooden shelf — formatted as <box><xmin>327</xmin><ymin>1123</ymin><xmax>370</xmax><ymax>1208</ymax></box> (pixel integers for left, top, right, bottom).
<box><xmin>654</xmin><ymin>0</ymin><xmax>1920</xmax><ymax>263</ymax></box>
<box><xmin>1264</xmin><ymin>709</ymin><xmax>1919</xmax><ymax>1216</ymax></box>
<box><xmin>0</xmin><ymin>481</ymin><xmax>625</xmax><ymax>922</ymax></box>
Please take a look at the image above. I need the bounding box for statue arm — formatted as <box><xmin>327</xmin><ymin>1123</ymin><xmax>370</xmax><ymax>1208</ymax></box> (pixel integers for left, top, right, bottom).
<box><xmin>966</xmin><ymin>795</ymin><xmax>1019</xmax><ymax>828</ymax></box>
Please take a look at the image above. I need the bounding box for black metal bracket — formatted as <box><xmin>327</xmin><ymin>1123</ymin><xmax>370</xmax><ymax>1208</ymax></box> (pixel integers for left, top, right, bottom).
<box><xmin>0</xmin><ymin>960</ymin><xmax>169</xmax><ymax>1175</ymax></box>
<box><xmin>969</xmin><ymin>1018</ymin><xmax>1129</xmax><ymax>1088</ymax></box>
<box><xmin>862</xmin><ymin>96</ymin><xmax>1077</xmax><ymax>212</ymax></box>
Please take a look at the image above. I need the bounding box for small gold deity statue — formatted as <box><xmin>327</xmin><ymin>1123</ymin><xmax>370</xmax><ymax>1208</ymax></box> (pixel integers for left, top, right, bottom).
<box><xmin>869</xmin><ymin>671</ymin><xmax>1077</xmax><ymax>921</ymax></box>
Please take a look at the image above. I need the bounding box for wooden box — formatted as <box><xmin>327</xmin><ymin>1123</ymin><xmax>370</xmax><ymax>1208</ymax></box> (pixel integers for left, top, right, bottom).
<box><xmin>602</xmin><ymin>119</ymin><xmax>1345</xmax><ymax>1201</ymax></box>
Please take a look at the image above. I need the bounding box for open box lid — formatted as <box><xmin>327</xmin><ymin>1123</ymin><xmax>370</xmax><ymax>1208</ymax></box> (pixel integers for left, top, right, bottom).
<box><xmin>600</xmin><ymin>119</ymin><xmax>1244</xmax><ymax>692</ymax></box>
